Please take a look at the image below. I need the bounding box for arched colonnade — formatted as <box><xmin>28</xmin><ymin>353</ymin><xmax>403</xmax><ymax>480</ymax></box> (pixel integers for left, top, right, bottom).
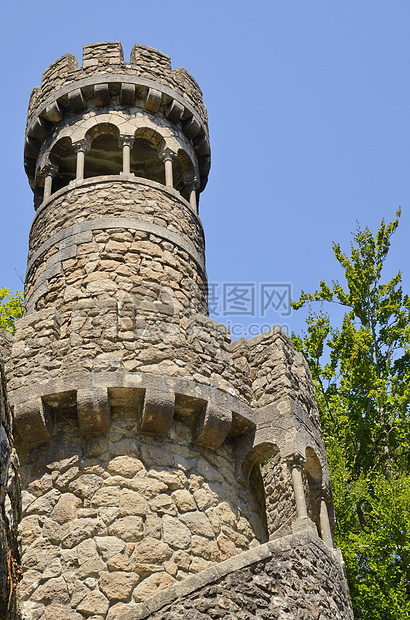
<box><xmin>37</xmin><ymin>113</ymin><xmax>199</xmax><ymax>211</ymax></box>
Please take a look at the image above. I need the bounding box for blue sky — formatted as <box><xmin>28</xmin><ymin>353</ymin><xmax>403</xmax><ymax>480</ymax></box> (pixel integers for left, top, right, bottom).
<box><xmin>1</xmin><ymin>0</ymin><xmax>409</xmax><ymax>339</ymax></box>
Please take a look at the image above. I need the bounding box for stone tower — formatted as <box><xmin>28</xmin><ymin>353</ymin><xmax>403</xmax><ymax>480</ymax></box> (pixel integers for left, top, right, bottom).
<box><xmin>4</xmin><ymin>42</ymin><xmax>353</xmax><ymax>619</ymax></box>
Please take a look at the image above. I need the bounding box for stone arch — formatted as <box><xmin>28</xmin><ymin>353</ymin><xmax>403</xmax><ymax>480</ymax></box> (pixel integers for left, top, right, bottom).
<box><xmin>48</xmin><ymin>136</ymin><xmax>76</xmax><ymax>193</ymax></box>
<box><xmin>173</xmin><ymin>148</ymin><xmax>196</xmax><ymax>202</ymax></box>
<box><xmin>242</xmin><ymin>441</ymin><xmax>280</xmax><ymax>480</ymax></box>
<box><xmin>84</xmin><ymin>122</ymin><xmax>122</xmax><ymax>178</ymax></box>
<box><xmin>34</xmin><ymin>136</ymin><xmax>77</xmax><ymax>204</ymax></box>
<box><xmin>241</xmin><ymin>441</ymin><xmax>281</xmax><ymax>543</ymax></box>
<box><xmin>130</xmin><ymin>127</ymin><xmax>166</xmax><ymax>184</ymax></box>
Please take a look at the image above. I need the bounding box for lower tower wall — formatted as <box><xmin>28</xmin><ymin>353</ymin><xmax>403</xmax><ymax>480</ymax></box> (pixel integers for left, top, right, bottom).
<box><xmin>0</xmin><ymin>331</ymin><xmax>21</xmax><ymax>619</ymax></box>
<box><xmin>17</xmin><ymin>411</ymin><xmax>265</xmax><ymax>619</ymax></box>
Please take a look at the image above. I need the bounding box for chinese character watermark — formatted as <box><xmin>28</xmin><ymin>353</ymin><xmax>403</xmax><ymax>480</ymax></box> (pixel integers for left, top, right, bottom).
<box><xmin>208</xmin><ymin>282</ymin><xmax>292</xmax><ymax>319</ymax></box>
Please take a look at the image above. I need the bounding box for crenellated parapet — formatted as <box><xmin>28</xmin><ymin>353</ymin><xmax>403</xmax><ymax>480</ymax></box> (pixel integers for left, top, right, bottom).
<box><xmin>25</xmin><ymin>43</ymin><xmax>210</xmax><ymax>197</ymax></box>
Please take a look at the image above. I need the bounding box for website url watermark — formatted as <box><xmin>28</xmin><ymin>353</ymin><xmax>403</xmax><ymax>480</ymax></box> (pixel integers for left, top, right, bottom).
<box><xmin>226</xmin><ymin>321</ymin><xmax>291</xmax><ymax>338</ymax></box>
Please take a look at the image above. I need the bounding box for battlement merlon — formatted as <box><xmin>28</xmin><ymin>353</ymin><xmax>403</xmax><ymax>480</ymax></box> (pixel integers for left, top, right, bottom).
<box><xmin>27</xmin><ymin>42</ymin><xmax>207</xmax><ymax>131</ymax></box>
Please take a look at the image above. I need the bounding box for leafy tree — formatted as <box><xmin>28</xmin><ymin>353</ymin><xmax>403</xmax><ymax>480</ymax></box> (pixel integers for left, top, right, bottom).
<box><xmin>292</xmin><ymin>209</ymin><xmax>410</xmax><ymax>620</ymax></box>
<box><xmin>0</xmin><ymin>287</ymin><xmax>23</xmax><ymax>333</ymax></box>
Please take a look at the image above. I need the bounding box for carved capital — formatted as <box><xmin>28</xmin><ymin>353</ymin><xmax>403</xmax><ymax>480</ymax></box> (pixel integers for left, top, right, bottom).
<box><xmin>119</xmin><ymin>135</ymin><xmax>134</xmax><ymax>149</ymax></box>
<box><xmin>41</xmin><ymin>162</ymin><xmax>58</xmax><ymax>178</ymax></box>
<box><xmin>159</xmin><ymin>146</ymin><xmax>176</xmax><ymax>162</ymax></box>
<box><xmin>285</xmin><ymin>452</ymin><xmax>306</xmax><ymax>471</ymax></box>
<box><xmin>185</xmin><ymin>174</ymin><xmax>198</xmax><ymax>191</ymax></box>
<box><xmin>73</xmin><ymin>138</ymin><xmax>90</xmax><ymax>154</ymax></box>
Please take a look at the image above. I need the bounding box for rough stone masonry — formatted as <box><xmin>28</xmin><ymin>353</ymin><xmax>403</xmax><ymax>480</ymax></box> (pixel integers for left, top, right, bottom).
<box><xmin>0</xmin><ymin>42</ymin><xmax>353</xmax><ymax>619</ymax></box>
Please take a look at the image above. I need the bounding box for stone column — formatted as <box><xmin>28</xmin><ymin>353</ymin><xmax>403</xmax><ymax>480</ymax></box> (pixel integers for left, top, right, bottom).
<box><xmin>42</xmin><ymin>163</ymin><xmax>57</xmax><ymax>201</ymax></box>
<box><xmin>287</xmin><ymin>454</ymin><xmax>308</xmax><ymax>519</ymax></box>
<box><xmin>74</xmin><ymin>139</ymin><xmax>89</xmax><ymax>181</ymax></box>
<box><xmin>119</xmin><ymin>135</ymin><xmax>134</xmax><ymax>174</ymax></box>
<box><xmin>318</xmin><ymin>494</ymin><xmax>334</xmax><ymax>547</ymax></box>
<box><xmin>187</xmin><ymin>176</ymin><xmax>198</xmax><ymax>212</ymax></box>
<box><xmin>159</xmin><ymin>147</ymin><xmax>176</xmax><ymax>188</ymax></box>
<box><xmin>286</xmin><ymin>453</ymin><xmax>317</xmax><ymax>535</ymax></box>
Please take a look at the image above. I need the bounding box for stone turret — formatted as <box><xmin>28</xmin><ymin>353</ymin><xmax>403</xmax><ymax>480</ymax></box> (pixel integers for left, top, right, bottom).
<box><xmin>7</xmin><ymin>42</ymin><xmax>353</xmax><ymax>619</ymax></box>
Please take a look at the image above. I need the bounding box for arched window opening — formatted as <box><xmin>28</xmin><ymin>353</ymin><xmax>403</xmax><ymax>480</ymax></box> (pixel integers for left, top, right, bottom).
<box><xmin>173</xmin><ymin>157</ymin><xmax>189</xmax><ymax>201</ymax></box>
<box><xmin>84</xmin><ymin>124</ymin><xmax>122</xmax><ymax>178</ymax></box>
<box><xmin>243</xmin><ymin>442</ymin><xmax>280</xmax><ymax>543</ymax></box>
<box><xmin>50</xmin><ymin>137</ymin><xmax>76</xmax><ymax>193</ymax></box>
<box><xmin>175</xmin><ymin>150</ymin><xmax>195</xmax><ymax>201</ymax></box>
<box><xmin>305</xmin><ymin>447</ymin><xmax>322</xmax><ymax>534</ymax></box>
<box><xmin>130</xmin><ymin>137</ymin><xmax>164</xmax><ymax>185</ymax></box>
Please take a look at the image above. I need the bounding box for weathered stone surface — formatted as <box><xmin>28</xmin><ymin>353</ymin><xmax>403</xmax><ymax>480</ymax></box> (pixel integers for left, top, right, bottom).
<box><xmin>51</xmin><ymin>493</ymin><xmax>82</xmax><ymax>524</ymax></box>
<box><xmin>19</xmin><ymin>515</ymin><xmax>41</xmax><ymax>545</ymax></box>
<box><xmin>217</xmin><ymin>533</ymin><xmax>236</xmax><ymax>560</ymax></box>
<box><xmin>147</xmin><ymin>468</ymin><xmax>187</xmax><ymax>490</ymax></box>
<box><xmin>171</xmin><ymin>489</ymin><xmax>196</xmax><ymax>512</ymax></box>
<box><xmin>22</xmin><ymin>539</ymin><xmax>60</xmax><ymax>572</ymax></box>
<box><xmin>42</xmin><ymin>604</ymin><xmax>83</xmax><ymax>620</ymax></box>
<box><xmin>46</xmin><ymin>443</ymin><xmax>82</xmax><ymax>472</ymax></box>
<box><xmin>149</xmin><ymin>494</ymin><xmax>177</xmax><ymax>516</ymax></box>
<box><xmin>189</xmin><ymin>556</ymin><xmax>210</xmax><ymax>573</ymax></box>
<box><xmin>76</xmin><ymin>590</ymin><xmax>110</xmax><ymax>616</ymax></box>
<box><xmin>61</xmin><ymin>518</ymin><xmax>106</xmax><ymax>548</ymax></box>
<box><xmin>99</xmin><ymin>571</ymin><xmax>139</xmax><ymax>602</ymax></box>
<box><xmin>144</xmin><ymin>514</ymin><xmax>162</xmax><ymax>539</ymax></box>
<box><xmin>108</xmin><ymin>602</ymin><xmax>136</xmax><ymax>620</ymax></box>
<box><xmin>31</xmin><ymin>576</ymin><xmax>70</xmax><ymax>604</ymax></box>
<box><xmin>140</xmin><ymin>445</ymin><xmax>173</xmax><ymax>469</ymax></box>
<box><xmin>107</xmin><ymin>553</ymin><xmax>133</xmax><ymax>572</ymax></box>
<box><xmin>133</xmin><ymin>538</ymin><xmax>172</xmax><ymax>564</ymax></box>
<box><xmin>76</xmin><ymin>538</ymin><xmax>98</xmax><ymax>565</ymax></box>
<box><xmin>26</xmin><ymin>473</ymin><xmax>54</xmax><ymax>497</ymax></box>
<box><xmin>215</xmin><ymin>501</ymin><xmax>237</xmax><ymax>527</ymax></box>
<box><xmin>26</xmin><ymin>488</ymin><xmax>61</xmax><ymax>516</ymax></box>
<box><xmin>75</xmin><ymin>556</ymin><xmax>106</xmax><ymax>579</ymax></box>
<box><xmin>108</xmin><ymin>516</ymin><xmax>144</xmax><ymax>541</ymax></box>
<box><xmin>191</xmin><ymin>536</ymin><xmax>221</xmax><ymax>561</ymax></box>
<box><xmin>120</xmin><ymin>489</ymin><xmax>148</xmax><ymax>516</ymax></box>
<box><xmin>179</xmin><ymin>512</ymin><xmax>214</xmax><ymax>538</ymax></box>
<box><xmin>173</xmin><ymin>550</ymin><xmax>191</xmax><ymax>571</ymax></box>
<box><xmin>162</xmin><ymin>515</ymin><xmax>191</xmax><ymax>550</ymax></box>
<box><xmin>133</xmin><ymin>573</ymin><xmax>176</xmax><ymax>602</ymax></box>
<box><xmin>42</xmin><ymin>518</ymin><xmax>62</xmax><ymax>544</ymax></box>
<box><xmin>42</xmin><ymin>557</ymin><xmax>62</xmax><ymax>580</ymax></box>
<box><xmin>91</xmin><ymin>486</ymin><xmax>121</xmax><ymax>507</ymax></box>
<box><xmin>193</xmin><ymin>486</ymin><xmax>218</xmax><ymax>511</ymax></box>
<box><xmin>130</xmin><ymin>478</ymin><xmax>168</xmax><ymax>498</ymax></box>
<box><xmin>107</xmin><ymin>456</ymin><xmax>144</xmax><ymax>477</ymax></box>
<box><xmin>19</xmin><ymin>569</ymin><xmax>42</xmax><ymax>601</ymax></box>
<box><xmin>68</xmin><ymin>474</ymin><xmax>104</xmax><ymax>499</ymax></box>
<box><xmin>95</xmin><ymin>536</ymin><xmax>126</xmax><ymax>561</ymax></box>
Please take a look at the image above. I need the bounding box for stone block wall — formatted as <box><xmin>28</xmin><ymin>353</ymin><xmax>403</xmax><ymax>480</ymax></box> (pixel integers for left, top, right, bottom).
<box><xmin>17</xmin><ymin>412</ymin><xmax>265</xmax><ymax>619</ymax></box>
<box><xmin>0</xmin><ymin>330</ymin><xmax>21</xmax><ymax>619</ymax></box>
<box><xmin>25</xmin><ymin>178</ymin><xmax>206</xmax><ymax>316</ymax></box>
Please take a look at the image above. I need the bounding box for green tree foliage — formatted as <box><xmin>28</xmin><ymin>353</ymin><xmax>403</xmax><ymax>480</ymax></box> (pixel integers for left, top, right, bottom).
<box><xmin>292</xmin><ymin>209</ymin><xmax>410</xmax><ymax>620</ymax></box>
<box><xmin>0</xmin><ymin>287</ymin><xmax>23</xmax><ymax>333</ymax></box>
